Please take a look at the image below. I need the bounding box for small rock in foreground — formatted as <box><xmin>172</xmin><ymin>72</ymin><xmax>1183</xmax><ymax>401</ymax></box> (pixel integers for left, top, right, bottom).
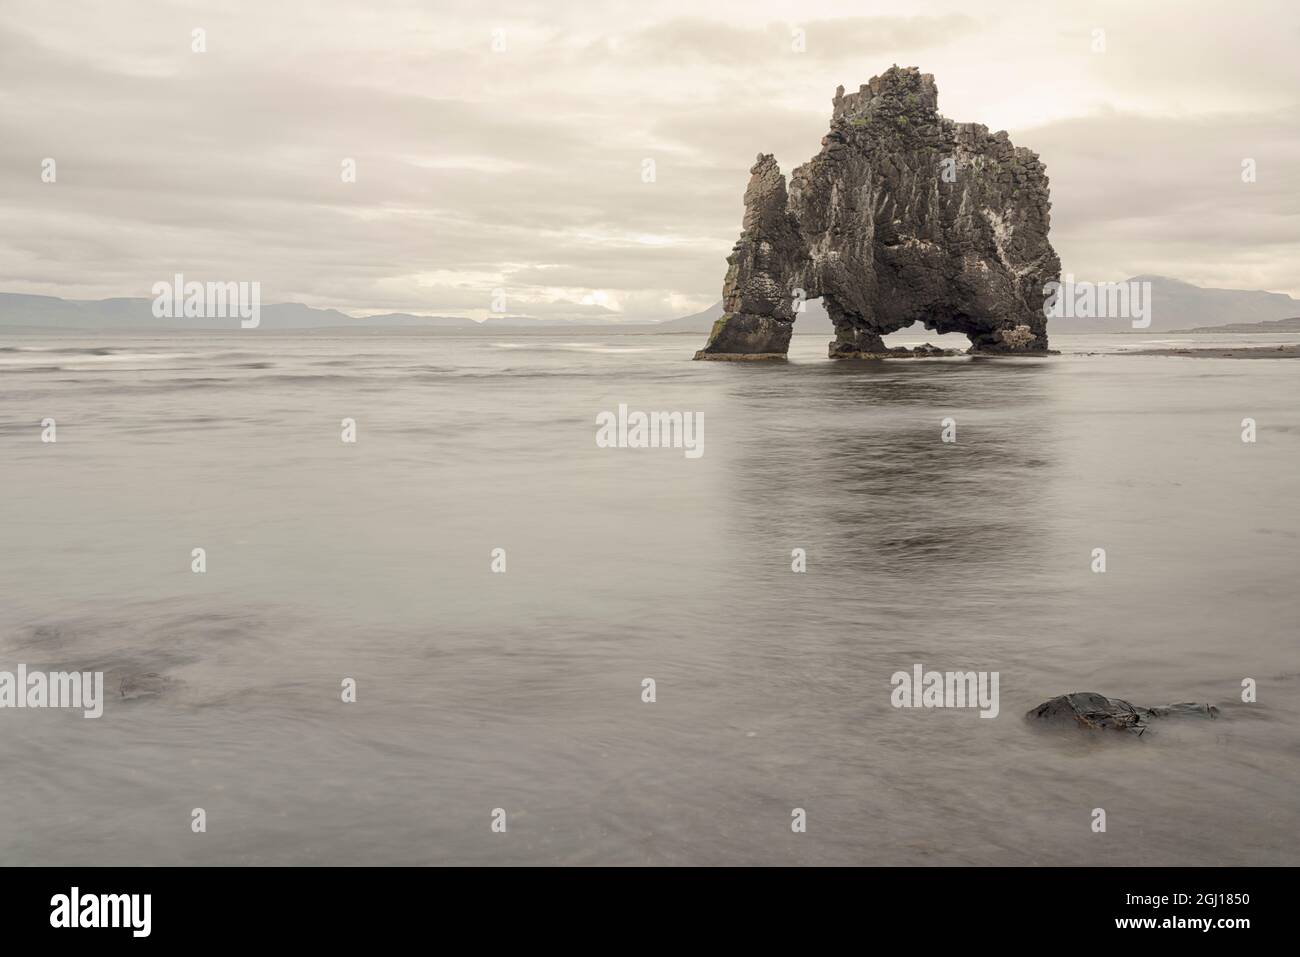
<box><xmin>1026</xmin><ymin>691</ymin><xmax>1219</xmax><ymax>735</ymax></box>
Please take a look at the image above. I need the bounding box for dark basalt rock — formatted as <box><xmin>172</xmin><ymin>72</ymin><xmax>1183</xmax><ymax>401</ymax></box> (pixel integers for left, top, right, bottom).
<box><xmin>1027</xmin><ymin>692</ymin><xmax>1219</xmax><ymax>735</ymax></box>
<box><xmin>695</xmin><ymin>66</ymin><xmax>1060</xmax><ymax>361</ymax></box>
<box><xmin>829</xmin><ymin>341</ymin><xmax>963</xmax><ymax>360</ymax></box>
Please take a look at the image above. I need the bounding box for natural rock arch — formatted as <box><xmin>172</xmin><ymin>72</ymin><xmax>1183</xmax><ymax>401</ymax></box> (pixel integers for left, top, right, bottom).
<box><xmin>694</xmin><ymin>66</ymin><xmax>1060</xmax><ymax>360</ymax></box>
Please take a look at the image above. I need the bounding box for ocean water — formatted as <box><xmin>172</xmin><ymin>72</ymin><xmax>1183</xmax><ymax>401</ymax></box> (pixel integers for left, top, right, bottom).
<box><xmin>1</xmin><ymin>331</ymin><xmax>1297</xmax><ymax>865</ymax></box>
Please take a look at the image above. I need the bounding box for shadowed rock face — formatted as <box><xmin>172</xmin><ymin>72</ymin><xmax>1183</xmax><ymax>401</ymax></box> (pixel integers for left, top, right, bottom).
<box><xmin>695</xmin><ymin>66</ymin><xmax>1060</xmax><ymax>360</ymax></box>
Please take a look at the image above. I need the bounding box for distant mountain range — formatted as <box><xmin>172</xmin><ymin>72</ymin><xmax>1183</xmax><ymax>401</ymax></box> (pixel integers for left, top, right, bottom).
<box><xmin>1084</xmin><ymin>276</ymin><xmax>1300</xmax><ymax>333</ymax></box>
<box><xmin>1</xmin><ymin>277</ymin><xmax>1296</xmax><ymax>334</ymax></box>
<box><xmin>1172</xmin><ymin>316</ymin><xmax>1300</xmax><ymax>334</ymax></box>
<box><xmin>0</xmin><ymin>293</ymin><xmax>622</xmax><ymax>334</ymax></box>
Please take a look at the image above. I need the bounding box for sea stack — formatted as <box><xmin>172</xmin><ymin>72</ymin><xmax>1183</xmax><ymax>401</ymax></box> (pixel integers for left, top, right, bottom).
<box><xmin>695</xmin><ymin>66</ymin><xmax>1060</xmax><ymax>360</ymax></box>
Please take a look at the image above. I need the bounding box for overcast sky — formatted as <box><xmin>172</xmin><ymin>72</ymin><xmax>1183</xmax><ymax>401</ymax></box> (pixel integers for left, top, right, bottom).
<box><xmin>1</xmin><ymin>0</ymin><xmax>1296</xmax><ymax>321</ymax></box>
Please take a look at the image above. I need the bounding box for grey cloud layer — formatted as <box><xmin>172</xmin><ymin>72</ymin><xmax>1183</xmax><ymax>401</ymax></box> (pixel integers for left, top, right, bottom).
<box><xmin>1</xmin><ymin>0</ymin><xmax>1296</xmax><ymax>320</ymax></box>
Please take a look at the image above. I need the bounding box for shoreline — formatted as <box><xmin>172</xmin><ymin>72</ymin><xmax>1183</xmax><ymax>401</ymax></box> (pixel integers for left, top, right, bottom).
<box><xmin>1118</xmin><ymin>345</ymin><xmax>1300</xmax><ymax>359</ymax></box>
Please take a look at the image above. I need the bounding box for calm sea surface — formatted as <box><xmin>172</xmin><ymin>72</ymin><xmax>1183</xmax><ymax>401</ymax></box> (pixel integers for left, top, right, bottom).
<box><xmin>1</xmin><ymin>331</ymin><xmax>1297</xmax><ymax>865</ymax></box>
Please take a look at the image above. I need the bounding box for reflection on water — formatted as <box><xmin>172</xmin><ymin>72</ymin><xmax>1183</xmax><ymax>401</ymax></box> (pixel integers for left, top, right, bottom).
<box><xmin>0</xmin><ymin>332</ymin><xmax>1297</xmax><ymax>865</ymax></box>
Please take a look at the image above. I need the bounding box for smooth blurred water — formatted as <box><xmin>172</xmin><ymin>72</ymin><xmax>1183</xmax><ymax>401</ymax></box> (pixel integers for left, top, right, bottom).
<box><xmin>1</xmin><ymin>331</ymin><xmax>1297</xmax><ymax>865</ymax></box>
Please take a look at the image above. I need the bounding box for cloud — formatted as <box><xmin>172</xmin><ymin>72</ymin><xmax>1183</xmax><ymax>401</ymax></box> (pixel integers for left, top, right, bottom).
<box><xmin>611</xmin><ymin>15</ymin><xmax>980</xmax><ymax>66</ymax></box>
<box><xmin>0</xmin><ymin>0</ymin><xmax>1296</xmax><ymax>321</ymax></box>
<box><xmin>1028</xmin><ymin>107</ymin><xmax>1300</xmax><ymax>291</ymax></box>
